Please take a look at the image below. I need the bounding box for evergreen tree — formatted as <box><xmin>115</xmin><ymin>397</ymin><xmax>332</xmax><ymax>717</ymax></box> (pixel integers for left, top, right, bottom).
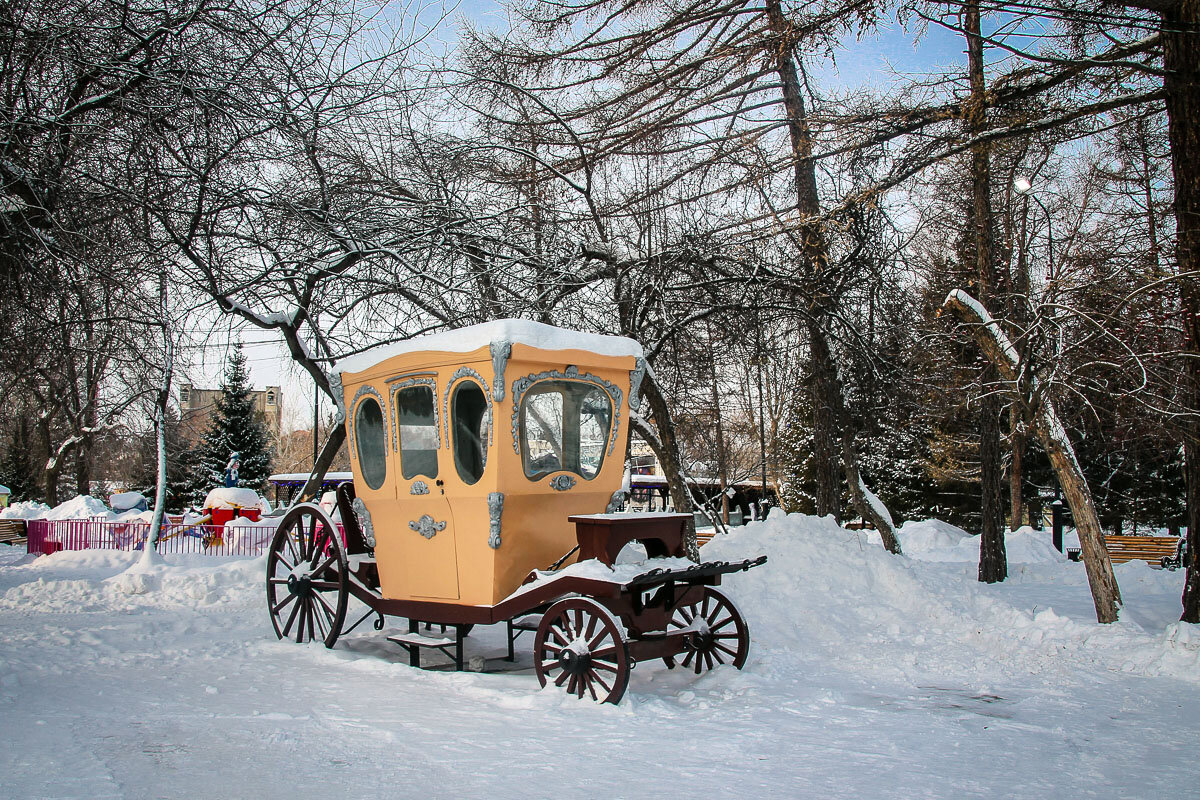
<box><xmin>188</xmin><ymin>344</ymin><xmax>273</xmax><ymax>500</ymax></box>
<box><xmin>130</xmin><ymin>407</ymin><xmax>191</xmax><ymax>512</ymax></box>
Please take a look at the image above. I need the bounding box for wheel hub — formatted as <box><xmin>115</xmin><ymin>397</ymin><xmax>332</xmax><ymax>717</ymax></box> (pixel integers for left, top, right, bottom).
<box><xmin>558</xmin><ymin>647</ymin><xmax>592</xmax><ymax>676</ymax></box>
<box><xmin>686</xmin><ymin>631</ymin><xmax>714</xmax><ymax>651</ymax></box>
<box><xmin>287</xmin><ymin>574</ymin><xmax>312</xmax><ymax>597</ymax></box>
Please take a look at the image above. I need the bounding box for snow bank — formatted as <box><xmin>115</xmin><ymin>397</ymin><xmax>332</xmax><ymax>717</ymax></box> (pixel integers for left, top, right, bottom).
<box><xmin>0</xmin><ymin>500</ymin><xmax>52</xmax><ymax>520</ymax></box>
<box><xmin>109</xmin><ymin>491</ymin><xmax>148</xmax><ymax>512</ymax></box>
<box><xmin>45</xmin><ymin>495</ymin><xmax>111</xmax><ymax>520</ymax></box>
<box><xmin>702</xmin><ymin>511</ymin><xmax>1198</xmax><ymax>684</ymax></box>
<box><xmin>893</xmin><ymin>520</ymin><xmax>1065</xmax><ymax>564</ymax></box>
<box><xmin>333</xmin><ymin>319</ymin><xmax>643</xmax><ymax>376</ymax></box>
<box><xmin>0</xmin><ymin>551</ymin><xmax>265</xmax><ymax>612</ymax></box>
<box><xmin>203</xmin><ymin>487</ymin><xmax>262</xmax><ymax>510</ymax></box>
<box><xmin>224</xmin><ymin>517</ymin><xmax>278</xmax><ymax>551</ymax></box>
<box><xmin>1</xmin><ymin>495</ymin><xmax>135</xmax><ymax>522</ymax></box>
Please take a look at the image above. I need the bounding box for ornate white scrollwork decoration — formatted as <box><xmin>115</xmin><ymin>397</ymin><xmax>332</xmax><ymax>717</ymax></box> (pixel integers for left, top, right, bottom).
<box><xmin>410</xmin><ymin>481</ymin><xmax>429</xmax><ymax>495</ymax></box>
<box><xmin>490</xmin><ymin>341</ymin><xmax>512</xmax><ymax>402</ymax></box>
<box><xmin>549</xmin><ymin>475</ymin><xmax>577</xmax><ymax>492</ymax></box>
<box><xmin>487</xmin><ymin>492</ymin><xmax>504</xmax><ymax>549</ymax></box>
<box><xmin>409</xmin><ymin>514</ymin><xmax>446</xmax><ymax>539</ymax></box>
<box><xmin>328</xmin><ymin>371</ymin><xmax>347</xmax><ymax>424</ymax></box>
<box><xmin>351</xmin><ymin>497</ymin><xmax>377</xmax><ymax>549</ymax></box>
<box><xmin>628</xmin><ymin>357</ymin><xmax>647</xmax><ymax>412</ymax></box>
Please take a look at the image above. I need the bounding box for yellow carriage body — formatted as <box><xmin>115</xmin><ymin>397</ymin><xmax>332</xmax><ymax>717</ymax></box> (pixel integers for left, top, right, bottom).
<box><xmin>334</xmin><ymin>321</ymin><xmax>644</xmax><ymax>607</ymax></box>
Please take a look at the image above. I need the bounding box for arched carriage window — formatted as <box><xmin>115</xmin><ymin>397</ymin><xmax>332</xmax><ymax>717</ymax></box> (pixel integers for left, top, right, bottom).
<box><xmin>520</xmin><ymin>381</ymin><xmax>613</xmax><ymax>480</ymax></box>
<box><xmin>452</xmin><ymin>381</ymin><xmax>489</xmax><ymax>485</ymax></box>
<box><xmin>396</xmin><ymin>385</ymin><xmax>438</xmax><ymax>479</ymax></box>
<box><xmin>354</xmin><ymin>396</ymin><xmax>387</xmax><ymax>490</ymax></box>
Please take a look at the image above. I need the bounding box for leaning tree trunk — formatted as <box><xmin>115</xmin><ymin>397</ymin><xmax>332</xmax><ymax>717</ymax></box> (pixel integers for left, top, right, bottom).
<box><xmin>965</xmin><ymin>0</ymin><xmax>1008</xmax><ymax>584</ymax></box>
<box><xmin>1162</xmin><ymin>0</ymin><xmax>1200</xmax><ymax>623</ymax></box>
<box><xmin>945</xmin><ymin>290</ymin><xmax>1121</xmax><ymax>623</ymax></box>
<box><xmin>841</xmin><ymin>430</ymin><xmax>902</xmax><ymax>554</ymax></box>
<box><xmin>294</xmin><ymin>423</ymin><xmax>348</xmax><ymax>507</ymax></box>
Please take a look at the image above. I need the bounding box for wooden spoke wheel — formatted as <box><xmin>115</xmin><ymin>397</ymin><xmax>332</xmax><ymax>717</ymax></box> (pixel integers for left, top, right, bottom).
<box><xmin>665</xmin><ymin>586</ymin><xmax>750</xmax><ymax>674</ymax></box>
<box><xmin>533</xmin><ymin>597</ymin><xmax>631</xmax><ymax>704</ymax></box>
<box><xmin>266</xmin><ymin>503</ymin><xmax>349</xmax><ymax>649</ymax></box>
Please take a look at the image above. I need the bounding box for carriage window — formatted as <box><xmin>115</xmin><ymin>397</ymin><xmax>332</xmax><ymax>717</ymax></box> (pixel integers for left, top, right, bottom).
<box><xmin>452</xmin><ymin>381</ymin><xmax>489</xmax><ymax>485</ymax></box>
<box><xmin>520</xmin><ymin>381</ymin><xmax>612</xmax><ymax>480</ymax></box>
<box><xmin>396</xmin><ymin>386</ymin><xmax>438</xmax><ymax>479</ymax></box>
<box><xmin>354</xmin><ymin>397</ymin><xmax>387</xmax><ymax>490</ymax></box>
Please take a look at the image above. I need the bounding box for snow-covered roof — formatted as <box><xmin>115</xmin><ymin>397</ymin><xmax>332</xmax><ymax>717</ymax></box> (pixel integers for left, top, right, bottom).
<box><xmin>203</xmin><ymin>487</ymin><xmax>262</xmax><ymax>510</ymax></box>
<box><xmin>0</xmin><ymin>484</ymin><xmax>8</xmax><ymax>494</ymax></box>
<box><xmin>332</xmin><ymin>319</ymin><xmax>643</xmax><ymax>376</ymax></box>
<box><xmin>267</xmin><ymin>472</ymin><xmax>353</xmax><ymax>483</ymax></box>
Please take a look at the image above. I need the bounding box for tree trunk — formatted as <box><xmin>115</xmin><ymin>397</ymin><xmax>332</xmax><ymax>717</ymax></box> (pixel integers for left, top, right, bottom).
<box><xmin>979</xmin><ymin>391</ymin><xmax>1008</xmax><ymax>582</ymax></box>
<box><xmin>808</xmin><ymin>318</ymin><xmax>843</xmax><ymax>519</ymax></box>
<box><xmin>764</xmin><ymin>0</ymin><xmax>842</xmax><ymax>519</ymax></box>
<box><xmin>707</xmin><ymin>325</ymin><xmax>731</xmax><ymax>525</ymax></box>
<box><xmin>965</xmin><ymin>0</ymin><xmax>1008</xmax><ymax>584</ymax></box>
<box><xmin>1010</xmin><ymin>414</ymin><xmax>1026</xmax><ymax>530</ymax></box>
<box><xmin>142</xmin><ymin>270</ymin><xmax>173</xmax><ymax>565</ymax></box>
<box><xmin>1162</xmin><ymin>0</ymin><xmax>1200</xmax><ymax>623</ymax></box>
<box><xmin>842</xmin><ymin>431</ymin><xmax>902</xmax><ymax>554</ymax></box>
<box><xmin>945</xmin><ymin>290</ymin><xmax>1121</xmax><ymax>622</ymax></box>
<box><xmin>40</xmin><ymin>419</ymin><xmax>59</xmax><ymax>506</ymax></box>
<box><xmin>639</xmin><ymin>374</ymin><xmax>700</xmax><ymax>562</ymax></box>
<box><xmin>75</xmin><ymin>433</ymin><xmax>92</xmax><ymax>498</ymax></box>
<box><xmin>294</xmin><ymin>422</ymin><xmax>348</xmax><ymax>506</ymax></box>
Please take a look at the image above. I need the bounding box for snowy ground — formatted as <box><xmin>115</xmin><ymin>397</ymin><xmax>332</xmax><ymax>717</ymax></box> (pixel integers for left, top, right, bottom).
<box><xmin>1</xmin><ymin>512</ymin><xmax>1197</xmax><ymax>799</ymax></box>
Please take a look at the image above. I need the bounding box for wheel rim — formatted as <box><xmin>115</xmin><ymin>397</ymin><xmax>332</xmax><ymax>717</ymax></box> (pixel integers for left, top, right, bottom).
<box><xmin>266</xmin><ymin>503</ymin><xmax>349</xmax><ymax>649</ymax></box>
<box><xmin>666</xmin><ymin>586</ymin><xmax>749</xmax><ymax>673</ymax></box>
<box><xmin>533</xmin><ymin>597</ymin><xmax>630</xmax><ymax>704</ymax></box>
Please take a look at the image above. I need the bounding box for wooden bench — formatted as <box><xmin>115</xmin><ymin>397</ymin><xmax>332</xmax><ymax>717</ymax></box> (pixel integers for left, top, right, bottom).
<box><xmin>0</xmin><ymin>519</ymin><xmax>26</xmax><ymax>546</ymax></box>
<box><xmin>1103</xmin><ymin>535</ymin><xmax>1182</xmax><ymax>565</ymax></box>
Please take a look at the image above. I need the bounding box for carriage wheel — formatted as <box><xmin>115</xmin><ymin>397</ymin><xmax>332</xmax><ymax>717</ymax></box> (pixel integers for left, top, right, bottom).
<box><xmin>266</xmin><ymin>503</ymin><xmax>349</xmax><ymax>649</ymax></box>
<box><xmin>665</xmin><ymin>586</ymin><xmax>750</xmax><ymax>674</ymax></box>
<box><xmin>533</xmin><ymin>597</ymin><xmax>631</xmax><ymax>704</ymax></box>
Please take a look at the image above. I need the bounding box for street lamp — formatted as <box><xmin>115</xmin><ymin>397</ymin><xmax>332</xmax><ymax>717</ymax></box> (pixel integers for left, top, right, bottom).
<box><xmin>1013</xmin><ymin>176</ymin><xmax>1055</xmax><ymax>283</ymax></box>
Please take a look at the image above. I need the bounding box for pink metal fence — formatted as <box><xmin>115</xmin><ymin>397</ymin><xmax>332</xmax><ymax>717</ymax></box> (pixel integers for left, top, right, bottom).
<box><xmin>26</xmin><ymin>518</ymin><xmax>276</xmax><ymax>557</ymax></box>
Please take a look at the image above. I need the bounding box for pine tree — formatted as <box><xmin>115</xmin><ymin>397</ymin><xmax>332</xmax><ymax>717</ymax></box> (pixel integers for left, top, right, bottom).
<box><xmin>130</xmin><ymin>408</ymin><xmax>191</xmax><ymax>512</ymax></box>
<box><xmin>188</xmin><ymin>344</ymin><xmax>273</xmax><ymax>500</ymax></box>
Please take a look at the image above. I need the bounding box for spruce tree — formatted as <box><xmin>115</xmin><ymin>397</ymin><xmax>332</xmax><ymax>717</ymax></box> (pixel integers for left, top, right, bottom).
<box><xmin>189</xmin><ymin>344</ymin><xmax>273</xmax><ymax>500</ymax></box>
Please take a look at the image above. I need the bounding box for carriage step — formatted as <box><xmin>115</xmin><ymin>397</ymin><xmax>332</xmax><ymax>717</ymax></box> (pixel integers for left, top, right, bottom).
<box><xmin>388</xmin><ymin>632</ymin><xmax>456</xmax><ymax>648</ymax></box>
<box><xmin>511</xmin><ymin>614</ymin><xmax>542</xmax><ymax>631</ymax></box>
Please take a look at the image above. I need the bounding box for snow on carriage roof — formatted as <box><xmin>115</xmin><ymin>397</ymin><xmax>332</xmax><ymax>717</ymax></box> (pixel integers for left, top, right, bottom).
<box><xmin>332</xmin><ymin>319</ymin><xmax>643</xmax><ymax>376</ymax></box>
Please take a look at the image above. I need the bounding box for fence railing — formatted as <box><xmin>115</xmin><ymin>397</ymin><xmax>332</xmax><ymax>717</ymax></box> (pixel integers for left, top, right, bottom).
<box><xmin>26</xmin><ymin>517</ymin><xmax>277</xmax><ymax>557</ymax></box>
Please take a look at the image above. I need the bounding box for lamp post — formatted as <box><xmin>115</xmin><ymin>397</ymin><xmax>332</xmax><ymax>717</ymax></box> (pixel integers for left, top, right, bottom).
<box><xmin>1013</xmin><ymin>177</ymin><xmax>1055</xmax><ymax>284</ymax></box>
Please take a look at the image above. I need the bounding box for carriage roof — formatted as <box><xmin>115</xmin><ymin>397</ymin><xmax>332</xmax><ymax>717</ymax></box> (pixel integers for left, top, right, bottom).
<box><xmin>332</xmin><ymin>319</ymin><xmax>644</xmax><ymax>377</ymax></box>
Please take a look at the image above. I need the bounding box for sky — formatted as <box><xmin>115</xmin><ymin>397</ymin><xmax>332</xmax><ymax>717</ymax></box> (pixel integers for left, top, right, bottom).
<box><xmin>184</xmin><ymin>1</ymin><xmax>971</xmax><ymax>433</ymax></box>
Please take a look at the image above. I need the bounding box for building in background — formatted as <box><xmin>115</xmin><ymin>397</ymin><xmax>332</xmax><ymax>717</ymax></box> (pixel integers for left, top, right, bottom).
<box><xmin>178</xmin><ymin>383</ymin><xmax>283</xmax><ymax>444</ymax></box>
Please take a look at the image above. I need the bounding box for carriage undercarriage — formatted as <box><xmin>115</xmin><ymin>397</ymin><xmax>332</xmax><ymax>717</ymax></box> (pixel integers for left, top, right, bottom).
<box><xmin>267</xmin><ymin>499</ymin><xmax>765</xmax><ymax>704</ymax></box>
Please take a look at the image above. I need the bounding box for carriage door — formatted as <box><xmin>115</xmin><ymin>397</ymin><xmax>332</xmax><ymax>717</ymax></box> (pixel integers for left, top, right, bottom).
<box><xmin>393</xmin><ymin>382</ymin><xmax>459</xmax><ymax>600</ymax></box>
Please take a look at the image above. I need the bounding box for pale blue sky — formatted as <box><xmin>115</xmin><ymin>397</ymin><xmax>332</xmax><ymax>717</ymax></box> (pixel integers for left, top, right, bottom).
<box><xmin>200</xmin><ymin>1</ymin><xmax>973</xmax><ymax>426</ymax></box>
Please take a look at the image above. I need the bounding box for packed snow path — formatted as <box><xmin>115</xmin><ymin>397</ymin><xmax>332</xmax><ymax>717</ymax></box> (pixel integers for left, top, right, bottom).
<box><xmin>1</xmin><ymin>513</ymin><xmax>1196</xmax><ymax>799</ymax></box>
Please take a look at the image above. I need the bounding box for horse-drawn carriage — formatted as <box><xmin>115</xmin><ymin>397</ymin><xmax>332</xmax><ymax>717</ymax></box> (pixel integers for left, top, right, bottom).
<box><xmin>266</xmin><ymin>320</ymin><xmax>764</xmax><ymax>703</ymax></box>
